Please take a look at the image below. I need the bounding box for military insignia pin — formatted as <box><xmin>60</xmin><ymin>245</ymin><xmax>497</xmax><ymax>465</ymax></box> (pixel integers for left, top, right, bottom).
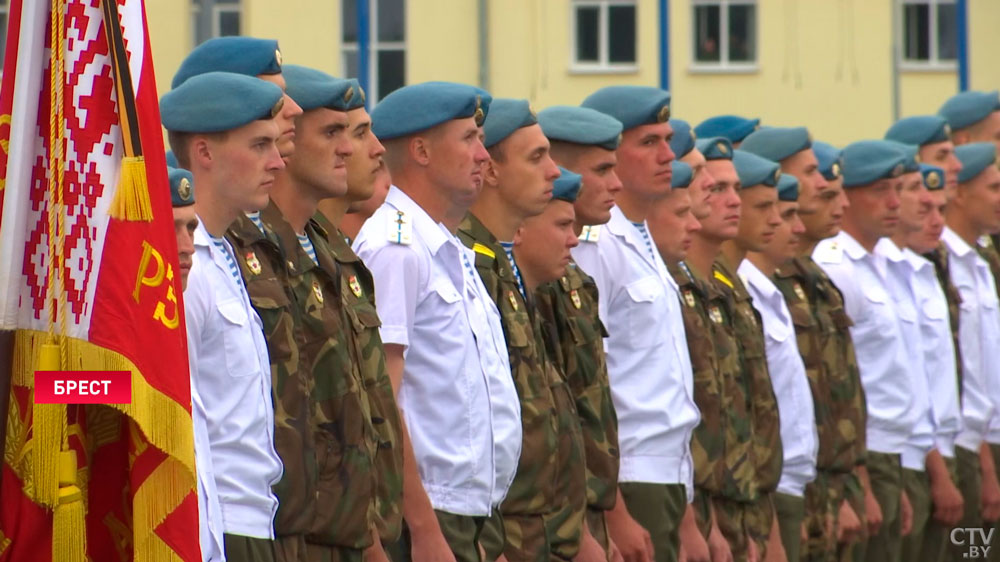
<box><xmin>657</xmin><ymin>105</ymin><xmax>671</xmax><ymax>123</ymax></box>
<box><xmin>683</xmin><ymin>290</ymin><xmax>696</xmax><ymax>308</ymax></box>
<box><xmin>178</xmin><ymin>177</ymin><xmax>192</xmax><ymax>201</ymax></box>
<box><xmin>559</xmin><ymin>277</ymin><xmax>571</xmax><ymax>292</ymax></box>
<box><xmin>349</xmin><ymin>275</ymin><xmax>363</xmax><ymax>298</ymax></box>
<box><xmin>793</xmin><ymin>282</ymin><xmax>806</xmax><ymax>301</ymax></box>
<box><xmin>312</xmin><ymin>280</ymin><xmax>324</xmax><ymax>303</ymax></box>
<box><xmin>508</xmin><ymin>290</ymin><xmax>519</xmax><ymax>311</ymax></box>
<box><xmin>570</xmin><ymin>289</ymin><xmax>582</xmax><ymax>309</ymax></box>
<box><xmin>245</xmin><ymin>251</ymin><xmax>262</xmax><ymax>275</ymax></box>
<box><xmin>709</xmin><ymin>306</ymin><xmax>723</xmax><ymax>324</ymax></box>
<box><xmin>275</xmin><ymin>49</ymin><xmax>283</xmax><ymax>66</ymax></box>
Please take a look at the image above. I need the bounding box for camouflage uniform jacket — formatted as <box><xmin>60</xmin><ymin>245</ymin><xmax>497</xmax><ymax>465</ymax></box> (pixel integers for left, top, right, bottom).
<box><xmin>675</xmin><ymin>261</ymin><xmax>757</xmax><ymax>502</ymax></box>
<box><xmin>534</xmin><ymin>259</ymin><xmax>620</xmax><ymax>513</ymax></box>
<box><xmin>257</xmin><ymin>202</ymin><xmax>379</xmax><ymax>549</ymax></box>
<box><xmin>713</xmin><ymin>258</ymin><xmax>783</xmax><ymax>493</ymax></box>
<box><xmin>314</xmin><ymin>212</ymin><xmax>405</xmax><ymax>544</ymax></box>
<box><xmin>924</xmin><ymin>244</ymin><xmax>964</xmax><ymax>394</ymax></box>
<box><xmin>227</xmin><ymin>212</ymin><xmax>315</xmax><ymax>537</ymax></box>
<box><xmin>457</xmin><ymin>214</ymin><xmax>586</xmax><ymax>532</ymax></box>
<box><xmin>773</xmin><ymin>256</ymin><xmax>866</xmax><ymax>473</ymax></box>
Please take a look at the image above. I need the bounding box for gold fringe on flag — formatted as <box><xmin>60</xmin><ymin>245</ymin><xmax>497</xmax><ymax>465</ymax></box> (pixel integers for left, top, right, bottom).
<box><xmin>113</xmin><ymin>155</ymin><xmax>153</xmax><ymax>221</ymax></box>
<box><xmin>52</xmin><ymin>450</ymin><xmax>85</xmax><ymax>562</ymax></box>
<box><xmin>103</xmin><ymin>0</ymin><xmax>152</xmax><ymax>222</ymax></box>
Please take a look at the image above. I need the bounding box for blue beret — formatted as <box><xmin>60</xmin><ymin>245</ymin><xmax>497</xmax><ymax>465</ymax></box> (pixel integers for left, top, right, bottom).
<box><xmin>811</xmin><ymin>141</ymin><xmax>843</xmax><ymax>181</ymax></box>
<box><xmin>884</xmin><ymin>141</ymin><xmax>920</xmax><ymax>173</ymax></box>
<box><xmin>955</xmin><ymin>142</ymin><xmax>999</xmax><ymax>183</ymax></box>
<box><xmin>777</xmin><ymin>174</ymin><xmax>799</xmax><ymax>202</ymax></box>
<box><xmin>739</xmin><ymin>126</ymin><xmax>812</xmax><ymax>162</ymax></box>
<box><xmin>581</xmin><ymin>86</ymin><xmax>670</xmax><ymax>131</ymax></box>
<box><xmin>669</xmin><ymin>119</ymin><xmax>696</xmax><ymax>159</ymax></box>
<box><xmin>695</xmin><ymin>137</ymin><xmax>734</xmax><ymax>161</ymax></box>
<box><xmin>172</xmin><ymin>37</ymin><xmax>282</xmax><ymax>88</ymax></box>
<box><xmin>165</xmin><ymin>150</ymin><xmax>179</xmax><ymax>168</ymax></box>
<box><xmin>919</xmin><ymin>164</ymin><xmax>946</xmax><ymax>191</ymax></box>
<box><xmin>537</xmin><ymin>105</ymin><xmax>622</xmax><ymax>150</ymax></box>
<box><xmin>733</xmin><ymin>150</ymin><xmax>781</xmax><ymax>188</ymax></box>
<box><xmin>160</xmin><ymin>72</ymin><xmax>284</xmax><ymax>133</ymax></box>
<box><xmin>168</xmin><ymin>166</ymin><xmax>195</xmax><ymax>207</ymax></box>
<box><xmin>841</xmin><ymin>140</ymin><xmax>907</xmax><ymax>188</ymax></box>
<box><xmin>552</xmin><ymin>167</ymin><xmax>582</xmax><ymax>202</ymax></box>
<box><xmin>371</xmin><ymin>81</ymin><xmax>489</xmax><ymax>141</ymax></box>
<box><xmin>671</xmin><ymin>160</ymin><xmax>693</xmax><ymax>189</ymax></box>
<box><xmin>483</xmin><ymin>98</ymin><xmax>538</xmax><ymax>148</ymax></box>
<box><xmin>283</xmin><ymin>65</ymin><xmax>361</xmax><ymax>111</ymax></box>
<box><xmin>939</xmin><ymin>90</ymin><xmax>1000</xmax><ymax>130</ymax></box>
<box><xmin>694</xmin><ymin>115</ymin><xmax>760</xmax><ymax>144</ymax></box>
<box><xmin>885</xmin><ymin>115</ymin><xmax>951</xmax><ymax>146</ymax></box>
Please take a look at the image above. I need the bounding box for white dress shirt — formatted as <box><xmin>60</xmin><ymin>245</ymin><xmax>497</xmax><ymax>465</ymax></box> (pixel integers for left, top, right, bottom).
<box><xmin>739</xmin><ymin>260</ymin><xmax>818</xmax><ymax>497</ymax></box>
<box><xmin>813</xmin><ymin>231</ymin><xmax>917</xmax><ymax>455</ymax></box>
<box><xmin>876</xmin><ymin>239</ymin><xmax>934</xmax><ymax>470</ymax></box>
<box><xmin>188</xmin><ymin>357</ymin><xmax>226</xmax><ymax>561</ymax></box>
<box><xmin>902</xmin><ymin>247</ymin><xmax>963</xmax><ymax>458</ymax></box>
<box><xmin>185</xmin><ymin>221</ymin><xmax>282</xmax><ymax>539</ymax></box>
<box><xmin>942</xmin><ymin>228</ymin><xmax>1000</xmax><ymax>450</ymax></box>
<box><xmin>353</xmin><ymin>186</ymin><xmax>521</xmax><ymax>516</ymax></box>
<box><xmin>571</xmin><ymin>206</ymin><xmax>700</xmax><ymax>500</ymax></box>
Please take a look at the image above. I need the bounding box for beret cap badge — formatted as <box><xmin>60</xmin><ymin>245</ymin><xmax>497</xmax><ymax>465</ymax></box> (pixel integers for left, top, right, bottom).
<box><xmin>270</xmin><ymin>97</ymin><xmax>284</xmax><ymax>118</ymax></box>
<box><xmin>178</xmin><ymin>178</ymin><xmax>192</xmax><ymax>201</ymax></box>
<box><xmin>832</xmin><ymin>162</ymin><xmax>842</xmax><ymax>178</ymax></box>
<box><xmin>718</xmin><ymin>142</ymin><xmax>728</xmax><ymax>155</ymax></box>
<box><xmin>344</xmin><ymin>88</ymin><xmax>354</xmax><ymax>103</ymax></box>
<box><xmin>474</xmin><ymin>95</ymin><xmax>485</xmax><ymax>126</ymax></box>
<box><xmin>274</xmin><ymin>49</ymin><xmax>282</xmax><ymax>66</ymax></box>
<box><xmin>927</xmin><ymin>171</ymin><xmax>942</xmax><ymax>189</ymax></box>
<box><xmin>657</xmin><ymin>105</ymin><xmax>671</xmax><ymax>123</ymax></box>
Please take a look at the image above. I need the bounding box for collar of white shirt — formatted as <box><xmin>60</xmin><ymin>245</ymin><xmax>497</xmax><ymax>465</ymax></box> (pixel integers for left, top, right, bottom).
<box><xmin>606</xmin><ymin>206</ymin><xmax>656</xmax><ymax>267</ymax></box>
<box><xmin>738</xmin><ymin>259</ymin><xmax>783</xmax><ymax>307</ymax></box>
<box><xmin>875</xmin><ymin>237</ymin><xmax>906</xmax><ymax>264</ymax></box>
<box><xmin>384</xmin><ymin>185</ymin><xmax>450</xmax><ymax>255</ymax></box>
<box><xmin>941</xmin><ymin>226</ymin><xmax>976</xmax><ymax>259</ymax></box>
<box><xmin>194</xmin><ymin>218</ymin><xmax>236</xmax><ymax>274</ymax></box>
<box><xmin>835</xmin><ymin>230</ymin><xmax>872</xmax><ymax>262</ymax></box>
<box><xmin>902</xmin><ymin>247</ymin><xmax>933</xmax><ymax>273</ymax></box>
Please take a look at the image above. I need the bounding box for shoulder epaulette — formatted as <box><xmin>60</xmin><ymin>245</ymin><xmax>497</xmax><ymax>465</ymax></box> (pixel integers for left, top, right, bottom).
<box><xmin>579</xmin><ymin>225</ymin><xmax>601</xmax><ymax>243</ymax></box>
<box><xmin>387</xmin><ymin>209</ymin><xmax>412</xmax><ymax>245</ymax></box>
<box><xmin>472</xmin><ymin>242</ymin><xmax>496</xmax><ymax>259</ymax></box>
<box><xmin>713</xmin><ymin>269</ymin><xmax>734</xmax><ymax>289</ymax></box>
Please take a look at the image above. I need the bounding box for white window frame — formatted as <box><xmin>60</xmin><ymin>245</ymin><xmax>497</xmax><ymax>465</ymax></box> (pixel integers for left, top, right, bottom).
<box><xmin>689</xmin><ymin>0</ymin><xmax>758</xmax><ymax>74</ymax></box>
<box><xmin>0</xmin><ymin>0</ymin><xmax>8</xmax><ymax>71</ymax></box>
<box><xmin>898</xmin><ymin>0</ymin><xmax>957</xmax><ymax>72</ymax></box>
<box><xmin>191</xmin><ymin>0</ymin><xmax>241</xmax><ymax>48</ymax></box>
<box><xmin>341</xmin><ymin>0</ymin><xmax>407</xmax><ymax>103</ymax></box>
<box><xmin>569</xmin><ymin>0</ymin><xmax>639</xmax><ymax>75</ymax></box>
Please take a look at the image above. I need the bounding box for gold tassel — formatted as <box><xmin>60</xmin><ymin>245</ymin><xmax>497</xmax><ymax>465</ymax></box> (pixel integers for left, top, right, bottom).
<box><xmin>52</xmin><ymin>450</ymin><xmax>86</xmax><ymax>562</ymax></box>
<box><xmin>110</xmin><ymin>155</ymin><xmax>153</xmax><ymax>222</ymax></box>
<box><xmin>31</xmin><ymin>343</ymin><xmax>64</xmax><ymax>508</ymax></box>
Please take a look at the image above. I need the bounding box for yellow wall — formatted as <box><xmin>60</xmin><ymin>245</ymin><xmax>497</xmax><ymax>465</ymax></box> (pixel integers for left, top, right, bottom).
<box><xmin>143</xmin><ymin>0</ymin><xmax>995</xmax><ymax>147</ymax></box>
<box><xmin>407</xmin><ymin>0</ymin><xmax>478</xmax><ymax>85</ymax></box>
<box><xmin>487</xmin><ymin>0</ymin><xmax>660</xmax><ymax>107</ymax></box>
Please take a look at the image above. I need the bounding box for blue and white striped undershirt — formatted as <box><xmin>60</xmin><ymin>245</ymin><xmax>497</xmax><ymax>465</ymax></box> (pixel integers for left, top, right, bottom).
<box><xmin>209</xmin><ymin>235</ymin><xmax>245</xmax><ymax>291</ymax></box>
<box><xmin>246</xmin><ymin>211</ymin><xmax>266</xmax><ymax>235</ymax></box>
<box><xmin>632</xmin><ymin>221</ymin><xmax>657</xmax><ymax>262</ymax></box>
<box><xmin>297</xmin><ymin>232</ymin><xmax>319</xmax><ymax>266</ymax></box>
<box><xmin>499</xmin><ymin>241</ymin><xmax>526</xmax><ymax>299</ymax></box>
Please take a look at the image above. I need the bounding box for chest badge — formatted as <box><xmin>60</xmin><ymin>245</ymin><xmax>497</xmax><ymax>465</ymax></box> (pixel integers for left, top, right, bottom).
<box><xmin>312</xmin><ymin>280</ymin><xmax>324</xmax><ymax>303</ymax></box>
<box><xmin>683</xmin><ymin>289</ymin><xmax>696</xmax><ymax>308</ymax></box>
<box><xmin>508</xmin><ymin>290</ymin><xmax>519</xmax><ymax>311</ymax></box>
<box><xmin>348</xmin><ymin>275</ymin><xmax>364</xmax><ymax>298</ymax></box>
<box><xmin>570</xmin><ymin>289</ymin><xmax>582</xmax><ymax>309</ymax></box>
<box><xmin>709</xmin><ymin>305</ymin><xmax>724</xmax><ymax>324</ymax></box>
<box><xmin>559</xmin><ymin>276</ymin><xmax>571</xmax><ymax>292</ymax></box>
<box><xmin>793</xmin><ymin>282</ymin><xmax>806</xmax><ymax>301</ymax></box>
<box><xmin>245</xmin><ymin>251</ymin><xmax>262</xmax><ymax>275</ymax></box>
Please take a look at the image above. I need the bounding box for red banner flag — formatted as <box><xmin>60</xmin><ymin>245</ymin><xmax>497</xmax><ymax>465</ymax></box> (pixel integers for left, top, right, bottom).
<box><xmin>0</xmin><ymin>1</ymin><xmax>200</xmax><ymax>560</ymax></box>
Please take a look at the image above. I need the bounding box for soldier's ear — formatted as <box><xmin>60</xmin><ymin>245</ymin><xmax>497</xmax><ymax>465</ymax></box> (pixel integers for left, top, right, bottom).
<box><xmin>410</xmin><ymin>136</ymin><xmax>431</xmax><ymax>167</ymax></box>
<box><xmin>482</xmin><ymin>158</ymin><xmax>500</xmax><ymax>188</ymax></box>
<box><xmin>513</xmin><ymin>226</ymin><xmax>525</xmax><ymax>246</ymax></box>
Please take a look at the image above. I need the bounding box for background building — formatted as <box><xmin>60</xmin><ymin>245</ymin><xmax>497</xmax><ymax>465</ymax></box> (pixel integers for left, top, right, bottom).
<box><xmin>3</xmin><ymin>0</ymin><xmax>998</xmax><ymax>145</ymax></box>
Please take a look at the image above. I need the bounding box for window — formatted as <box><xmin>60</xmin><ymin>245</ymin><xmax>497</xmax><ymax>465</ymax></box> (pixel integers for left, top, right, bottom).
<box><xmin>191</xmin><ymin>0</ymin><xmax>241</xmax><ymax>47</ymax></box>
<box><xmin>0</xmin><ymin>0</ymin><xmax>7</xmax><ymax>70</ymax></box>
<box><xmin>571</xmin><ymin>0</ymin><xmax>637</xmax><ymax>71</ymax></box>
<box><xmin>900</xmin><ymin>0</ymin><xmax>956</xmax><ymax>69</ymax></box>
<box><xmin>342</xmin><ymin>0</ymin><xmax>406</xmax><ymax>104</ymax></box>
<box><xmin>691</xmin><ymin>0</ymin><xmax>756</xmax><ymax>70</ymax></box>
